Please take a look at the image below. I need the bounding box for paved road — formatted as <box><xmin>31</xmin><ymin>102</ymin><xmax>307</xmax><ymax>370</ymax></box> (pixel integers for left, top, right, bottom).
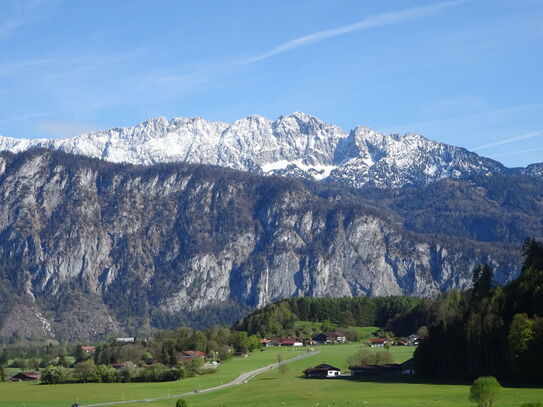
<box><xmin>80</xmin><ymin>350</ymin><xmax>319</xmax><ymax>407</ymax></box>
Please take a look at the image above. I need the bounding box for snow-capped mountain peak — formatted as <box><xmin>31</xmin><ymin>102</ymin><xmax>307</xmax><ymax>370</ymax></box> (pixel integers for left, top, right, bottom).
<box><xmin>0</xmin><ymin>113</ymin><xmax>539</xmax><ymax>188</ymax></box>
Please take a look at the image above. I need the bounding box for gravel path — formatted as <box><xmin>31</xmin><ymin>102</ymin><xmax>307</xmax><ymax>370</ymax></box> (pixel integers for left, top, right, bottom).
<box><xmin>80</xmin><ymin>350</ymin><xmax>319</xmax><ymax>407</ymax></box>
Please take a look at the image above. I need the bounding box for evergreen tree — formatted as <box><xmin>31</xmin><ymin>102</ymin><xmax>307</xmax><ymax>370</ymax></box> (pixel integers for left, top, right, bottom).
<box><xmin>0</xmin><ymin>348</ymin><xmax>7</xmax><ymax>366</ymax></box>
<box><xmin>472</xmin><ymin>264</ymin><xmax>493</xmax><ymax>300</ymax></box>
<box><xmin>74</xmin><ymin>344</ymin><xmax>85</xmax><ymax>363</ymax></box>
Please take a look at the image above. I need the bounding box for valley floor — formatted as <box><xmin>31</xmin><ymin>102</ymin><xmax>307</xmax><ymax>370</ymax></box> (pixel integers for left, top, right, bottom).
<box><xmin>1</xmin><ymin>344</ymin><xmax>541</xmax><ymax>407</ymax></box>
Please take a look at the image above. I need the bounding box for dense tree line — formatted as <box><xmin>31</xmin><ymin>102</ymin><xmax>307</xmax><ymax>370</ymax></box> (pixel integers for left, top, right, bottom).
<box><xmin>414</xmin><ymin>239</ymin><xmax>543</xmax><ymax>381</ymax></box>
<box><xmin>234</xmin><ymin>295</ymin><xmax>422</xmax><ymax>337</ymax></box>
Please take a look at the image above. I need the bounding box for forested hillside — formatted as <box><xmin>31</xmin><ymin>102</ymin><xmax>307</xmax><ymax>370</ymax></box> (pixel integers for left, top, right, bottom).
<box><xmin>234</xmin><ymin>296</ymin><xmax>421</xmax><ymax>337</ymax></box>
<box><xmin>413</xmin><ymin>239</ymin><xmax>543</xmax><ymax>381</ymax></box>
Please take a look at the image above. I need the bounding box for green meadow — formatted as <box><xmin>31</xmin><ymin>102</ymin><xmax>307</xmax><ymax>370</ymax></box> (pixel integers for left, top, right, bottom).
<box><xmin>293</xmin><ymin>321</ymin><xmax>380</xmax><ymax>339</ymax></box>
<box><xmin>2</xmin><ymin>344</ymin><xmax>542</xmax><ymax>407</ymax></box>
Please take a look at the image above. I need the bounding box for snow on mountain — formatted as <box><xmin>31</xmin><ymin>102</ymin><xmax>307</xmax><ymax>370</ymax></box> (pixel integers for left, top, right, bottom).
<box><xmin>0</xmin><ymin>112</ymin><xmax>539</xmax><ymax>188</ymax></box>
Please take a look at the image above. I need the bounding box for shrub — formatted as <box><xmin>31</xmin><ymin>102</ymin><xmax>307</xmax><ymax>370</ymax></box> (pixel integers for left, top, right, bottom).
<box><xmin>469</xmin><ymin>376</ymin><xmax>501</xmax><ymax>407</ymax></box>
<box><xmin>176</xmin><ymin>399</ymin><xmax>188</xmax><ymax>407</ymax></box>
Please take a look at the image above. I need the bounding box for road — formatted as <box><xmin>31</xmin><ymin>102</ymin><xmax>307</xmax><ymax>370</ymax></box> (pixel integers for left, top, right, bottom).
<box><xmin>80</xmin><ymin>350</ymin><xmax>319</xmax><ymax>407</ymax></box>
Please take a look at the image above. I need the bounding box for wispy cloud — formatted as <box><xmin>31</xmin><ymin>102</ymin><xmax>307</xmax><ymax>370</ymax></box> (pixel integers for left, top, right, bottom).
<box><xmin>235</xmin><ymin>0</ymin><xmax>471</xmax><ymax>65</ymax></box>
<box><xmin>0</xmin><ymin>111</ymin><xmax>53</xmax><ymax>125</ymax></box>
<box><xmin>0</xmin><ymin>0</ymin><xmax>61</xmax><ymax>39</ymax></box>
<box><xmin>491</xmin><ymin>146</ymin><xmax>543</xmax><ymax>158</ymax></box>
<box><xmin>471</xmin><ymin>131</ymin><xmax>542</xmax><ymax>151</ymax></box>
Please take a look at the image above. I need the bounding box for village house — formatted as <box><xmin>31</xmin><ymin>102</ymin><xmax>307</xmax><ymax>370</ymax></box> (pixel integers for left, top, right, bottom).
<box><xmin>408</xmin><ymin>334</ymin><xmax>421</xmax><ymax>345</ymax></box>
<box><xmin>176</xmin><ymin>350</ymin><xmax>206</xmax><ymax>363</ymax></box>
<box><xmin>279</xmin><ymin>339</ymin><xmax>303</xmax><ymax>347</ymax></box>
<box><xmin>304</xmin><ymin>363</ymin><xmax>342</xmax><ymax>378</ymax></box>
<box><xmin>268</xmin><ymin>337</ymin><xmax>304</xmax><ymax>347</ymax></box>
<box><xmin>369</xmin><ymin>338</ymin><xmax>390</xmax><ymax>347</ymax></box>
<box><xmin>313</xmin><ymin>332</ymin><xmax>347</xmax><ymax>344</ymax></box>
<box><xmin>81</xmin><ymin>345</ymin><xmax>96</xmax><ymax>354</ymax></box>
<box><xmin>10</xmin><ymin>371</ymin><xmax>42</xmax><ymax>382</ymax></box>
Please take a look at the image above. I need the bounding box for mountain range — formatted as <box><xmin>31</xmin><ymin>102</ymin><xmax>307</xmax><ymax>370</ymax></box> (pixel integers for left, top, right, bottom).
<box><xmin>0</xmin><ymin>113</ymin><xmax>541</xmax><ymax>341</ymax></box>
<box><xmin>1</xmin><ymin>112</ymin><xmax>541</xmax><ymax>189</ymax></box>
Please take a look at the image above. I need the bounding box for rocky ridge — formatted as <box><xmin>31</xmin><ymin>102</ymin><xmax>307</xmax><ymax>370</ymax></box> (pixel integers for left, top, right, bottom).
<box><xmin>0</xmin><ymin>150</ymin><xmax>522</xmax><ymax>340</ymax></box>
<box><xmin>1</xmin><ymin>113</ymin><xmax>539</xmax><ymax>189</ymax></box>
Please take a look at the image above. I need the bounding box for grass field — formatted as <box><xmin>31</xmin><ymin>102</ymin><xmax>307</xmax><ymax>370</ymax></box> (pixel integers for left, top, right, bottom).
<box><xmin>0</xmin><ymin>346</ymin><xmax>302</xmax><ymax>407</ymax></box>
<box><xmin>2</xmin><ymin>344</ymin><xmax>542</xmax><ymax>407</ymax></box>
<box><xmin>294</xmin><ymin>321</ymin><xmax>380</xmax><ymax>339</ymax></box>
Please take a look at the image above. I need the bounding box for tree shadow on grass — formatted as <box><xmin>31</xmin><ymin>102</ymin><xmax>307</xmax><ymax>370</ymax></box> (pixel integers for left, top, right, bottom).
<box><xmin>309</xmin><ymin>375</ymin><xmax>543</xmax><ymax>389</ymax></box>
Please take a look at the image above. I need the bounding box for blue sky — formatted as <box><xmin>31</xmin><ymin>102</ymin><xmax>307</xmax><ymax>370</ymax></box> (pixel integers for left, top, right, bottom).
<box><xmin>0</xmin><ymin>0</ymin><xmax>542</xmax><ymax>167</ymax></box>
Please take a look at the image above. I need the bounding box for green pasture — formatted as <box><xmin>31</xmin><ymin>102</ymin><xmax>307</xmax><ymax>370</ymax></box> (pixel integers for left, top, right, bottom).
<box><xmin>0</xmin><ymin>346</ymin><xmax>302</xmax><ymax>407</ymax></box>
<box><xmin>129</xmin><ymin>344</ymin><xmax>543</xmax><ymax>407</ymax></box>
<box><xmin>2</xmin><ymin>344</ymin><xmax>542</xmax><ymax>407</ymax></box>
<box><xmin>294</xmin><ymin>321</ymin><xmax>380</xmax><ymax>338</ymax></box>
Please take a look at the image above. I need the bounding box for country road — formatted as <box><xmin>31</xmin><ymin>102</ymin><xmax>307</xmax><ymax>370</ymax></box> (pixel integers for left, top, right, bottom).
<box><xmin>80</xmin><ymin>350</ymin><xmax>319</xmax><ymax>407</ymax></box>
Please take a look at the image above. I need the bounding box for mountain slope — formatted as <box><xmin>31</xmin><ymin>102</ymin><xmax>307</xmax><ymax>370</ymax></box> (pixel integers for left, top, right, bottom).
<box><xmin>1</xmin><ymin>113</ymin><xmax>538</xmax><ymax>189</ymax></box>
<box><xmin>0</xmin><ymin>150</ymin><xmax>523</xmax><ymax>340</ymax></box>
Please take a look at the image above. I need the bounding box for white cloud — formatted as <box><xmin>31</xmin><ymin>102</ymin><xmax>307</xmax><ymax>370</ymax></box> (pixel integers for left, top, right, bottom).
<box><xmin>235</xmin><ymin>0</ymin><xmax>471</xmax><ymax>65</ymax></box>
<box><xmin>471</xmin><ymin>131</ymin><xmax>541</xmax><ymax>151</ymax></box>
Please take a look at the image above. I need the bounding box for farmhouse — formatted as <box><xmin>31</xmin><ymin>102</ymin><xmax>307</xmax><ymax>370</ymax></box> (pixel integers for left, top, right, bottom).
<box><xmin>350</xmin><ymin>359</ymin><xmax>415</xmax><ymax>376</ymax></box>
<box><xmin>313</xmin><ymin>332</ymin><xmax>347</xmax><ymax>344</ymax></box>
<box><xmin>9</xmin><ymin>371</ymin><xmax>42</xmax><ymax>382</ymax></box>
<box><xmin>304</xmin><ymin>363</ymin><xmax>342</xmax><ymax>378</ymax></box>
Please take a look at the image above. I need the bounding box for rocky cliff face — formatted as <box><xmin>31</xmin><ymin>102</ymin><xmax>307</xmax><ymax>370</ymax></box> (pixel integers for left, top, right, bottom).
<box><xmin>1</xmin><ymin>113</ymin><xmax>539</xmax><ymax>189</ymax></box>
<box><xmin>0</xmin><ymin>150</ymin><xmax>522</xmax><ymax>340</ymax></box>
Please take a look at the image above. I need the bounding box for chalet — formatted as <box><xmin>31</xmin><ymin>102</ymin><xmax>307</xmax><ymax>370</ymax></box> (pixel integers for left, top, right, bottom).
<box><xmin>304</xmin><ymin>363</ymin><xmax>342</xmax><ymax>378</ymax></box>
<box><xmin>177</xmin><ymin>350</ymin><xmax>206</xmax><ymax>363</ymax></box>
<box><xmin>313</xmin><ymin>332</ymin><xmax>347</xmax><ymax>344</ymax></box>
<box><xmin>10</xmin><ymin>371</ymin><xmax>42</xmax><ymax>382</ymax></box>
<box><xmin>369</xmin><ymin>338</ymin><xmax>390</xmax><ymax>347</ymax></box>
<box><xmin>350</xmin><ymin>359</ymin><xmax>415</xmax><ymax>376</ymax></box>
<box><xmin>81</xmin><ymin>345</ymin><xmax>96</xmax><ymax>354</ymax></box>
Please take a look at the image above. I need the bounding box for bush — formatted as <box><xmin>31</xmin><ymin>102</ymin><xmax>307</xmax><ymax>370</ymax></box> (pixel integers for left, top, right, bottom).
<box><xmin>178</xmin><ymin>365</ymin><xmax>187</xmax><ymax>379</ymax></box>
<box><xmin>176</xmin><ymin>399</ymin><xmax>188</xmax><ymax>407</ymax></box>
<box><xmin>469</xmin><ymin>376</ymin><xmax>501</xmax><ymax>407</ymax></box>
<box><xmin>41</xmin><ymin>366</ymin><xmax>71</xmax><ymax>384</ymax></box>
